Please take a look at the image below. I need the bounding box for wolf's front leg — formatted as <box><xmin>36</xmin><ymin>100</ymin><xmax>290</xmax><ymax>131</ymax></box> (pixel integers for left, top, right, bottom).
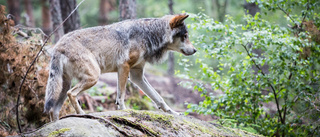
<box><xmin>116</xmin><ymin>63</ymin><xmax>130</xmax><ymax>110</ymax></box>
<box><xmin>130</xmin><ymin>68</ymin><xmax>180</xmax><ymax>115</ymax></box>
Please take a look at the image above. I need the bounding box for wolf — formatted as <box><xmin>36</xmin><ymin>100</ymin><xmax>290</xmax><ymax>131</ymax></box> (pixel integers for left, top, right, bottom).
<box><xmin>44</xmin><ymin>14</ymin><xmax>196</xmax><ymax>121</ymax></box>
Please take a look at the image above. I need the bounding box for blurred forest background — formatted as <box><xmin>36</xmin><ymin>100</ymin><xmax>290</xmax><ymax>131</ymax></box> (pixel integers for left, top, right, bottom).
<box><xmin>0</xmin><ymin>0</ymin><xmax>319</xmax><ymax>136</ymax></box>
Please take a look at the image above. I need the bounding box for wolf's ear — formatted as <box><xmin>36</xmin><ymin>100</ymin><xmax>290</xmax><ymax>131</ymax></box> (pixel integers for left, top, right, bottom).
<box><xmin>169</xmin><ymin>14</ymin><xmax>189</xmax><ymax>29</ymax></box>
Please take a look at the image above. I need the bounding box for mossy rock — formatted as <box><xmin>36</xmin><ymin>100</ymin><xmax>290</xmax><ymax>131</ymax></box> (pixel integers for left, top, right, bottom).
<box><xmin>22</xmin><ymin>110</ymin><xmax>263</xmax><ymax>137</ymax></box>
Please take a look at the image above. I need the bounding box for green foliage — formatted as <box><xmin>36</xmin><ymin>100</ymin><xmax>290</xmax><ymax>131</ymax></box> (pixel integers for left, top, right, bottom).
<box><xmin>126</xmin><ymin>96</ymin><xmax>154</xmax><ymax>110</ymax></box>
<box><xmin>48</xmin><ymin>128</ymin><xmax>71</xmax><ymax>137</ymax></box>
<box><xmin>96</xmin><ymin>106</ymin><xmax>104</xmax><ymax>112</ymax></box>
<box><xmin>182</xmin><ymin>0</ymin><xmax>320</xmax><ymax>136</ymax></box>
<box><xmin>87</xmin><ymin>84</ymin><xmax>112</xmax><ymax>97</ymax></box>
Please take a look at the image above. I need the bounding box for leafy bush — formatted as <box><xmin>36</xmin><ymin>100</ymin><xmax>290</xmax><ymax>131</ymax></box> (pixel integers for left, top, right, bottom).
<box><xmin>182</xmin><ymin>0</ymin><xmax>320</xmax><ymax>136</ymax></box>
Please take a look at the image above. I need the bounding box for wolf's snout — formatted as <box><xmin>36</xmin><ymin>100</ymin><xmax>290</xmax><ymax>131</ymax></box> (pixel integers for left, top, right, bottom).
<box><xmin>190</xmin><ymin>48</ymin><xmax>197</xmax><ymax>55</ymax></box>
<box><xmin>181</xmin><ymin>48</ymin><xmax>197</xmax><ymax>56</ymax></box>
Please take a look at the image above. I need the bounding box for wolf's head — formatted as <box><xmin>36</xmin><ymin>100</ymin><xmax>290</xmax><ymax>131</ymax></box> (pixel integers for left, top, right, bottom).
<box><xmin>167</xmin><ymin>14</ymin><xmax>196</xmax><ymax>56</ymax></box>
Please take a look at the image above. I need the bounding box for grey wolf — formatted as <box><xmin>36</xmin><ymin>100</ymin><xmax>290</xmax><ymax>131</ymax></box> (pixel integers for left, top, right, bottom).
<box><xmin>44</xmin><ymin>14</ymin><xmax>196</xmax><ymax>121</ymax></box>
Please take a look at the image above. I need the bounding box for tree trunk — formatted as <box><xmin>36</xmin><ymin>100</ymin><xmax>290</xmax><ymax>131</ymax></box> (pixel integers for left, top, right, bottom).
<box><xmin>99</xmin><ymin>0</ymin><xmax>108</xmax><ymax>25</ymax></box>
<box><xmin>168</xmin><ymin>0</ymin><xmax>174</xmax><ymax>15</ymax></box>
<box><xmin>24</xmin><ymin>0</ymin><xmax>35</xmax><ymax>27</ymax></box>
<box><xmin>42</xmin><ymin>0</ymin><xmax>52</xmax><ymax>35</ymax></box>
<box><xmin>49</xmin><ymin>0</ymin><xmax>64</xmax><ymax>43</ymax></box>
<box><xmin>60</xmin><ymin>0</ymin><xmax>80</xmax><ymax>34</ymax></box>
<box><xmin>214</xmin><ymin>0</ymin><xmax>228</xmax><ymax>22</ymax></box>
<box><xmin>167</xmin><ymin>0</ymin><xmax>175</xmax><ymax>76</ymax></box>
<box><xmin>119</xmin><ymin>0</ymin><xmax>136</xmax><ymax>21</ymax></box>
<box><xmin>7</xmin><ymin>0</ymin><xmax>21</xmax><ymax>25</ymax></box>
<box><xmin>99</xmin><ymin>0</ymin><xmax>116</xmax><ymax>25</ymax></box>
<box><xmin>243</xmin><ymin>0</ymin><xmax>260</xmax><ymax>16</ymax></box>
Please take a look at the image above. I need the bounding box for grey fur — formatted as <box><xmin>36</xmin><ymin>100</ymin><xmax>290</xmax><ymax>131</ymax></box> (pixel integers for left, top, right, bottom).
<box><xmin>107</xmin><ymin>17</ymin><xmax>173</xmax><ymax>63</ymax></box>
<box><xmin>44</xmin><ymin>53</ymin><xmax>63</xmax><ymax>113</ymax></box>
<box><xmin>44</xmin><ymin>14</ymin><xmax>196</xmax><ymax>121</ymax></box>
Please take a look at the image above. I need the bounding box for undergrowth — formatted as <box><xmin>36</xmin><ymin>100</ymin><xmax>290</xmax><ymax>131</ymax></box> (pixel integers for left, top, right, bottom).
<box><xmin>0</xmin><ymin>5</ymin><xmax>73</xmax><ymax>135</ymax></box>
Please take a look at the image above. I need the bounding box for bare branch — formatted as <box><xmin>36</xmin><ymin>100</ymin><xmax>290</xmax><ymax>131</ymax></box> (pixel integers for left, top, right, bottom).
<box><xmin>277</xmin><ymin>5</ymin><xmax>298</xmax><ymax>28</ymax></box>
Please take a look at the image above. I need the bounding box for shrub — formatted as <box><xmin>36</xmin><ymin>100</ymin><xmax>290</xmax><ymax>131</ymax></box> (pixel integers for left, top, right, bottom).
<box><xmin>182</xmin><ymin>0</ymin><xmax>320</xmax><ymax>136</ymax></box>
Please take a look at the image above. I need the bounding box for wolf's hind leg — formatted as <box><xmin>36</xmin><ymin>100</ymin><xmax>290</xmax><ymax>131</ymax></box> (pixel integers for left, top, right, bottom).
<box><xmin>67</xmin><ymin>77</ymin><xmax>98</xmax><ymax>114</ymax></box>
<box><xmin>51</xmin><ymin>77</ymin><xmax>71</xmax><ymax>121</ymax></box>
<box><xmin>67</xmin><ymin>60</ymin><xmax>100</xmax><ymax>114</ymax></box>
<box><xmin>116</xmin><ymin>63</ymin><xmax>130</xmax><ymax>110</ymax></box>
<box><xmin>129</xmin><ymin>68</ymin><xmax>180</xmax><ymax>115</ymax></box>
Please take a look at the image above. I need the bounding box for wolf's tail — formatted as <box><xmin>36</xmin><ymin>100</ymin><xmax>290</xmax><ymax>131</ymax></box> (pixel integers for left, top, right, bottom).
<box><xmin>44</xmin><ymin>53</ymin><xmax>63</xmax><ymax>113</ymax></box>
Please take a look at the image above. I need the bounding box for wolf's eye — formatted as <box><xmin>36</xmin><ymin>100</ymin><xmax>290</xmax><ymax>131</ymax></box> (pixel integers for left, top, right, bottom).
<box><xmin>184</xmin><ymin>34</ymin><xmax>188</xmax><ymax>39</ymax></box>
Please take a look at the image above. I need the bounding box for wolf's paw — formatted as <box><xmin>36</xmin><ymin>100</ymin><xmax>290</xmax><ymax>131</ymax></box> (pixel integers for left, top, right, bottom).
<box><xmin>115</xmin><ymin>98</ymin><xmax>120</xmax><ymax>105</ymax></box>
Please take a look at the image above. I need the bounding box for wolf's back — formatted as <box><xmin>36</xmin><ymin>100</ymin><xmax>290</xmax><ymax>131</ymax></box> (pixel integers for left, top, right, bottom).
<box><xmin>44</xmin><ymin>53</ymin><xmax>63</xmax><ymax>113</ymax></box>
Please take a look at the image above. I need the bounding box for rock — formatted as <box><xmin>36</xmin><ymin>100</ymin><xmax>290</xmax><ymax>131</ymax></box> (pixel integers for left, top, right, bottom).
<box><xmin>23</xmin><ymin>110</ymin><xmax>262</xmax><ymax>137</ymax></box>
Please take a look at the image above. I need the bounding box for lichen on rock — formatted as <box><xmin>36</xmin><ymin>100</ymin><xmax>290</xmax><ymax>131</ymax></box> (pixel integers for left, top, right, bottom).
<box><xmin>23</xmin><ymin>110</ymin><xmax>263</xmax><ymax>137</ymax></box>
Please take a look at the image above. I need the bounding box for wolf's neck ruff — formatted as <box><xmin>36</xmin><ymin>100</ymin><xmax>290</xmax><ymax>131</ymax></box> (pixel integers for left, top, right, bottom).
<box><xmin>109</xmin><ymin>17</ymin><xmax>172</xmax><ymax>64</ymax></box>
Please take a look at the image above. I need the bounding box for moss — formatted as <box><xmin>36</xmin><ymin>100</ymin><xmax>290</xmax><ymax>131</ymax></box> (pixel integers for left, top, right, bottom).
<box><xmin>172</xmin><ymin>125</ymin><xmax>179</xmax><ymax>131</ymax></box>
<box><xmin>48</xmin><ymin>128</ymin><xmax>71</xmax><ymax>137</ymax></box>
<box><xmin>209</xmin><ymin>121</ymin><xmax>263</xmax><ymax>137</ymax></box>
<box><xmin>224</xmin><ymin>126</ymin><xmax>264</xmax><ymax>137</ymax></box>
<box><xmin>111</xmin><ymin>110</ymin><xmax>263</xmax><ymax>136</ymax></box>
<box><xmin>182</xmin><ymin>119</ymin><xmax>217</xmax><ymax>136</ymax></box>
<box><xmin>111</xmin><ymin>115</ymin><xmax>161</xmax><ymax>136</ymax></box>
<box><xmin>128</xmin><ymin>110</ymin><xmax>173</xmax><ymax>126</ymax></box>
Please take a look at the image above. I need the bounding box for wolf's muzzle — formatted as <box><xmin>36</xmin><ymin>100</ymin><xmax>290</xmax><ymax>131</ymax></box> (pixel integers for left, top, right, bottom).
<box><xmin>181</xmin><ymin>48</ymin><xmax>197</xmax><ymax>56</ymax></box>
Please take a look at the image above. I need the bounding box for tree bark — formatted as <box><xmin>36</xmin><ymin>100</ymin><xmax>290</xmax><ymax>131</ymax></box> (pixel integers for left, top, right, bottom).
<box><xmin>214</xmin><ymin>0</ymin><xmax>228</xmax><ymax>22</ymax></box>
<box><xmin>60</xmin><ymin>0</ymin><xmax>80</xmax><ymax>34</ymax></box>
<box><xmin>167</xmin><ymin>0</ymin><xmax>175</xmax><ymax>76</ymax></box>
<box><xmin>243</xmin><ymin>0</ymin><xmax>260</xmax><ymax>16</ymax></box>
<box><xmin>168</xmin><ymin>0</ymin><xmax>174</xmax><ymax>15</ymax></box>
<box><xmin>7</xmin><ymin>0</ymin><xmax>21</xmax><ymax>25</ymax></box>
<box><xmin>24</xmin><ymin>0</ymin><xmax>35</xmax><ymax>27</ymax></box>
<box><xmin>42</xmin><ymin>0</ymin><xmax>52</xmax><ymax>35</ymax></box>
<box><xmin>99</xmin><ymin>0</ymin><xmax>116</xmax><ymax>25</ymax></box>
<box><xmin>99</xmin><ymin>0</ymin><xmax>108</xmax><ymax>25</ymax></box>
<box><xmin>119</xmin><ymin>0</ymin><xmax>136</xmax><ymax>21</ymax></box>
<box><xmin>49</xmin><ymin>0</ymin><xmax>64</xmax><ymax>43</ymax></box>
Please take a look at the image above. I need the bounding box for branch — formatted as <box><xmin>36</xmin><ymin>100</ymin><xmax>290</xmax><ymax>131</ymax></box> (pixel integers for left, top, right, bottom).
<box><xmin>282</xmin><ymin>61</ymin><xmax>297</xmax><ymax>125</ymax></box>
<box><xmin>311</xmin><ymin>125</ymin><xmax>320</xmax><ymax>137</ymax></box>
<box><xmin>16</xmin><ymin>0</ymin><xmax>85</xmax><ymax>133</ymax></box>
<box><xmin>241</xmin><ymin>43</ymin><xmax>283</xmax><ymax>122</ymax></box>
<box><xmin>300</xmin><ymin>0</ymin><xmax>310</xmax><ymax>28</ymax></box>
<box><xmin>277</xmin><ymin>5</ymin><xmax>298</xmax><ymax>28</ymax></box>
